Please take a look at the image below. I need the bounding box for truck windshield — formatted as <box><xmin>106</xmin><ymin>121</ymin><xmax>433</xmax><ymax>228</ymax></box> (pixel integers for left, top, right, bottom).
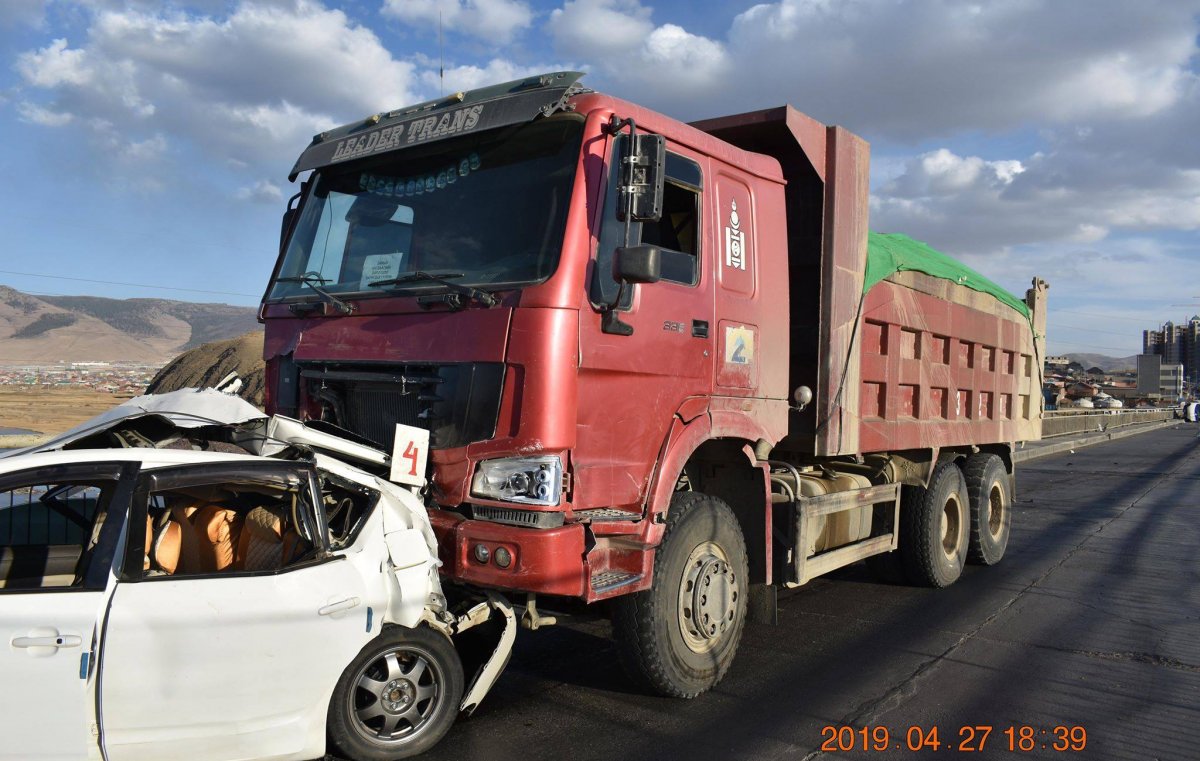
<box><xmin>268</xmin><ymin>116</ymin><xmax>583</xmax><ymax>302</ymax></box>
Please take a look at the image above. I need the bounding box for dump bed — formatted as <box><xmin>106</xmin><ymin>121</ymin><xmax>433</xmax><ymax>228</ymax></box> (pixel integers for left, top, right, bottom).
<box><xmin>692</xmin><ymin>107</ymin><xmax>1045</xmax><ymax>457</ymax></box>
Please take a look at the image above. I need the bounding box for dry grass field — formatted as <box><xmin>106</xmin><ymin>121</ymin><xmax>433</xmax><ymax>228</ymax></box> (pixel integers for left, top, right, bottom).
<box><xmin>0</xmin><ymin>387</ymin><xmax>125</xmax><ymax>437</ymax></box>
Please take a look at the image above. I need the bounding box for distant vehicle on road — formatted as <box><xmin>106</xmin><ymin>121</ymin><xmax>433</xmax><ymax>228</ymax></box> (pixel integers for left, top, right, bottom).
<box><xmin>1183</xmin><ymin>401</ymin><xmax>1200</xmax><ymax>422</ymax></box>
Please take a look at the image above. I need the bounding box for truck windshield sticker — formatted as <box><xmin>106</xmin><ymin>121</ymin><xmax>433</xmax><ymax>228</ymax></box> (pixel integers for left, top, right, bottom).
<box><xmin>725</xmin><ymin>325</ymin><xmax>754</xmax><ymax>365</ymax></box>
<box><xmin>358</xmin><ymin>153</ymin><xmax>481</xmax><ymax>199</ymax></box>
<box><xmin>359</xmin><ymin>253</ymin><xmax>404</xmax><ymax>291</ymax></box>
<box><xmin>724</xmin><ymin>200</ymin><xmax>746</xmax><ymax>271</ymax></box>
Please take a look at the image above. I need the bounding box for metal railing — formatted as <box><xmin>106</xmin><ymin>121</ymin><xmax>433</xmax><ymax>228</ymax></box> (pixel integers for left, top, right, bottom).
<box><xmin>1042</xmin><ymin>408</ymin><xmax>1175</xmax><ymax>438</ymax></box>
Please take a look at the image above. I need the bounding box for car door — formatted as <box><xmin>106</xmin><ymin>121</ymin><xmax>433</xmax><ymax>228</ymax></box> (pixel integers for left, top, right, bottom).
<box><xmin>98</xmin><ymin>460</ymin><xmax>381</xmax><ymax>761</ymax></box>
<box><xmin>0</xmin><ymin>461</ymin><xmax>136</xmax><ymax>761</ymax></box>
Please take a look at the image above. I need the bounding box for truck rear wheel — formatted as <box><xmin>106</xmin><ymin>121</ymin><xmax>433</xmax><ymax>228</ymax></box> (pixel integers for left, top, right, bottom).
<box><xmin>612</xmin><ymin>492</ymin><xmax>749</xmax><ymax>698</ymax></box>
<box><xmin>900</xmin><ymin>462</ymin><xmax>969</xmax><ymax>588</ymax></box>
<box><xmin>963</xmin><ymin>454</ymin><xmax>1011</xmax><ymax>566</ymax></box>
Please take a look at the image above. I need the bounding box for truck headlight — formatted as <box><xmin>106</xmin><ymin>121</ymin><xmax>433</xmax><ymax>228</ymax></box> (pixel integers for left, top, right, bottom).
<box><xmin>471</xmin><ymin>456</ymin><xmax>562</xmax><ymax>506</ymax></box>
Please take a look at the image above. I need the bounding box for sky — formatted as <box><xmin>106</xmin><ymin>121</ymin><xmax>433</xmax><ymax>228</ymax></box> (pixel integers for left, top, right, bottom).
<box><xmin>1</xmin><ymin>0</ymin><xmax>1198</xmax><ymax>358</ymax></box>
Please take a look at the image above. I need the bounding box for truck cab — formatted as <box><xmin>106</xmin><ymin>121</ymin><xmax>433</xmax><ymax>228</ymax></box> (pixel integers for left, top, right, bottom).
<box><xmin>261</xmin><ymin>72</ymin><xmax>790</xmax><ymax>602</ymax></box>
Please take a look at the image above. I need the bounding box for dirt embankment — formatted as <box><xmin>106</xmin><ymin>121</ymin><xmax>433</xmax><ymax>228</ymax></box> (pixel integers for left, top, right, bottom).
<box><xmin>146</xmin><ymin>331</ymin><xmax>266</xmax><ymax>407</ymax></box>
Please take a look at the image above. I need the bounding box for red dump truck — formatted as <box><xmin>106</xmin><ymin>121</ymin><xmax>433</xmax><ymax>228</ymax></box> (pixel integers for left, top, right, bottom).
<box><xmin>260</xmin><ymin>71</ymin><xmax>1047</xmax><ymax>698</ymax></box>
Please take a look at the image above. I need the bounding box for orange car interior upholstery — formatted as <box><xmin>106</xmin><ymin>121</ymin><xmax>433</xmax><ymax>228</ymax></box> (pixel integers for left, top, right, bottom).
<box><xmin>145</xmin><ymin>493</ymin><xmax>306</xmax><ymax>576</ymax></box>
<box><xmin>190</xmin><ymin>504</ymin><xmax>243</xmax><ymax>572</ymax></box>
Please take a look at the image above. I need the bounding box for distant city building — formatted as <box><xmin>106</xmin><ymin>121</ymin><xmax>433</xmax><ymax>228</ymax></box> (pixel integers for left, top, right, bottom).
<box><xmin>1135</xmin><ymin>353</ymin><xmax>1184</xmax><ymax>399</ymax></box>
<box><xmin>1137</xmin><ymin>354</ymin><xmax>1161</xmax><ymax>394</ymax></box>
<box><xmin>1143</xmin><ymin>315</ymin><xmax>1200</xmax><ymax>384</ymax></box>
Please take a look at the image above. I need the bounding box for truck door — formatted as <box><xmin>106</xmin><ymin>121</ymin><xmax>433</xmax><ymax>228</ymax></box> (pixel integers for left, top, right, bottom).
<box><xmin>98</xmin><ymin>461</ymin><xmax>376</xmax><ymax>761</ymax></box>
<box><xmin>0</xmin><ymin>461</ymin><xmax>136</xmax><ymax>761</ymax></box>
<box><xmin>575</xmin><ymin>135</ymin><xmax>714</xmax><ymax>511</ymax></box>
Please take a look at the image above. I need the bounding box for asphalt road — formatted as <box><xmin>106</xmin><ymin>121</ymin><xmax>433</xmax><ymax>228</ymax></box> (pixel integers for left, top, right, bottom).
<box><xmin>409</xmin><ymin>424</ymin><xmax>1200</xmax><ymax>761</ymax></box>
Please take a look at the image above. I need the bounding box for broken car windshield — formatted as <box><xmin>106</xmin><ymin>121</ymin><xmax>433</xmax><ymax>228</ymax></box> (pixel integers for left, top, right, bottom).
<box><xmin>268</xmin><ymin>117</ymin><xmax>583</xmax><ymax>303</ymax></box>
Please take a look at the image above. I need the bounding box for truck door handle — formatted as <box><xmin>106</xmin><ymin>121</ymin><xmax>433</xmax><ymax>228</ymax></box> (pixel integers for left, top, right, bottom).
<box><xmin>318</xmin><ymin>597</ymin><xmax>361</xmax><ymax>616</ymax></box>
<box><xmin>12</xmin><ymin>634</ymin><xmax>82</xmax><ymax>649</ymax></box>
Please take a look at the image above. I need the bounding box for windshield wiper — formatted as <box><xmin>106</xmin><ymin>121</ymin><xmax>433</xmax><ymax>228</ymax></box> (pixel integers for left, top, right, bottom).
<box><xmin>276</xmin><ymin>273</ymin><xmax>356</xmax><ymax>315</ymax></box>
<box><xmin>370</xmin><ymin>271</ymin><xmax>498</xmax><ymax>308</ymax></box>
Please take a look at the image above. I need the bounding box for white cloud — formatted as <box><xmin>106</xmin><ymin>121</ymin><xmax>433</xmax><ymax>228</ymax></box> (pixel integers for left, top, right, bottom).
<box><xmin>641</xmin><ymin>24</ymin><xmax>727</xmax><ymax>89</ymax></box>
<box><xmin>419</xmin><ymin>59</ymin><xmax>564</xmax><ymax>93</ymax></box>
<box><xmin>548</xmin><ymin>0</ymin><xmax>654</xmax><ymax>60</ymax></box>
<box><xmin>236</xmin><ymin>179</ymin><xmax>285</xmax><ymax>202</ymax></box>
<box><xmin>16</xmin><ymin>39</ymin><xmax>93</xmax><ymax>88</ymax></box>
<box><xmin>383</xmin><ymin>0</ymin><xmax>533</xmax><ymax>43</ymax></box>
<box><xmin>557</xmin><ymin>0</ymin><xmax>1199</xmax><ymax>137</ymax></box>
<box><xmin>15</xmin><ymin>2</ymin><xmax>421</xmax><ymax>176</ymax></box>
<box><xmin>547</xmin><ymin>0</ymin><xmax>726</xmax><ymax>93</ymax></box>
<box><xmin>17</xmin><ymin>102</ymin><xmax>74</xmax><ymax>126</ymax></box>
<box><xmin>872</xmin><ymin>144</ymin><xmax>1200</xmax><ymax>257</ymax></box>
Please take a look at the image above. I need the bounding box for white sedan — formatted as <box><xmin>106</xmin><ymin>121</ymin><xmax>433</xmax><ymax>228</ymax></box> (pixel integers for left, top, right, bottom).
<box><xmin>0</xmin><ymin>390</ymin><xmax>514</xmax><ymax>761</ymax></box>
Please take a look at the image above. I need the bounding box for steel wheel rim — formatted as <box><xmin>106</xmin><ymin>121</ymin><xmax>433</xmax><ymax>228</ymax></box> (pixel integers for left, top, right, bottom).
<box><xmin>940</xmin><ymin>495</ymin><xmax>963</xmax><ymax>560</ymax></box>
<box><xmin>987</xmin><ymin>483</ymin><xmax>1005</xmax><ymax>539</ymax></box>
<box><xmin>677</xmin><ymin>540</ymin><xmax>739</xmax><ymax>654</ymax></box>
<box><xmin>349</xmin><ymin>644</ymin><xmax>443</xmax><ymax>744</ymax></box>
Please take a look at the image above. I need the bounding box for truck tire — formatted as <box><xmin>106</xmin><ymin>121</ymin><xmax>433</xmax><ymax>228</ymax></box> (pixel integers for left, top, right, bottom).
<box><xmin>963</xmin><ymin>453</ymin><xmax>1011</xmax><ymax>566</ymax></box>
<box><xmin>612</xmin><ymin>491</ymin><xmax>749</xmax><ymax>698</ymax></box>
<box><xmin>899</xmin><ymin>462</ymin><xmax>969</xmax><ymax>588</ymax></box>
<box><xmin>327</xmin><ymin>625</ymin><xmax>464</xmax><ymax>761</ymax></box>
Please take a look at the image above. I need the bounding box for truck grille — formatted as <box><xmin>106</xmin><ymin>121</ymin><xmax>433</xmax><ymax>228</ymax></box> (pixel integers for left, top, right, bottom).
<box><xmin>300</xmin><ymin>363</ymin><xmax>504</xmax><ymax>451</ymax></box>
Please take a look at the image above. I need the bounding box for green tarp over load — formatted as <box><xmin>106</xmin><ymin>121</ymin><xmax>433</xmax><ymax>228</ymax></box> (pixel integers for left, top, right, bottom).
<box><xmin>864</xmin><ymin>232</ymin><xmax>1030</xmax><ymax>320</ymax></box>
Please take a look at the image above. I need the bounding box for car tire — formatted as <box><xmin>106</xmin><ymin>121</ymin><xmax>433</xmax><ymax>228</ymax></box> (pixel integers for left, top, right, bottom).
<box><xmin>612</xmin><ymin>491</ymin><xmax>749</xmax><ymax>698</ymax></box>
<box><xmin>963</xmin><ymin>453</ymin><xmax>1012</xmax><ymax>566</ymax></box>
<box><xmin>327</xmin><ymin>625</ymin><xmax>464</xmax><ymax>761</ymax></box>
<box><xmin>899</xmin><ymin>462</ymin><xmax>970</xmax><ymax>588</ymax></box>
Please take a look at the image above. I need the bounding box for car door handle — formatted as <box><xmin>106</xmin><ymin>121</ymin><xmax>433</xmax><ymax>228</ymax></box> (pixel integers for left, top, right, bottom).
<box><xmin>12</xmin><ymin>634</ymin><xmax>82</xmax><ymax>649</ymax></box>
<box><xmin>318</xmin><ymin>597</ymin><xmax>361</xmax><ymax>616</ymax></box>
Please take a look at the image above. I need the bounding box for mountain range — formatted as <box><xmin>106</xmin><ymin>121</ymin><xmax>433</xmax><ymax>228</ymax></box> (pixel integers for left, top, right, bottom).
<box><xmin>0</xmin><ymin>285</ymin><xmax>261</xmax><ymax>364</ymax></box>
<box><xmin>1062</xmin><ymin>353</ymin><xmax>1139</xmax><ymax>372</ymax></box>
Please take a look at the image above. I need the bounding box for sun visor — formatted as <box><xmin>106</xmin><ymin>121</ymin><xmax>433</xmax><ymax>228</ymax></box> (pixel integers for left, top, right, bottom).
<box><xmin>289</xmin><ymin>71</ymin><xmax>585</xmax><ymax>181</ymax></box>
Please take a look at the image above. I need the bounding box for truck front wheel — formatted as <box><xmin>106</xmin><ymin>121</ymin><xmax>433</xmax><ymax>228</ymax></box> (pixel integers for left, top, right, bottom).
<box><xmin>963</xmin><ymin>453</ymin><xmax>1011</xmax><ymax>566</ymax></box>
<box><xmin>613</xmin><ymin>492</ymin><xmax>749</xmax><ymax>698</ymax></box>
<box><xmin>900</xmin><ymin>462</ymin><xmax>969</xmax><ymax>588</ymax></box>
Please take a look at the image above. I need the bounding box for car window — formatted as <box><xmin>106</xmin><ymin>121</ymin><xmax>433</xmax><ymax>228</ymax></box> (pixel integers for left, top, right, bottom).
<box><xmin>319</xmin><ymin>473</ymin><xmax>379</xmax><ymax>551</ymax></box>
<box><xmin>141</xmin><ymin>475</ymin><xmax>320</xmax><ymax>578</ymax></box>
<box><xmin>0</xmin><ymin>476</ymin><xmax>120</xmax><ymax>591</ymax></box>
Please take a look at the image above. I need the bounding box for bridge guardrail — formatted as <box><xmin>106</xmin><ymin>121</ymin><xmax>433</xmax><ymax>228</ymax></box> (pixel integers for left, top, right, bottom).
<box><xmin>1041</xmin><ymin>408</ymin><xmax>1175</xmax><ymax>438</ymax></box>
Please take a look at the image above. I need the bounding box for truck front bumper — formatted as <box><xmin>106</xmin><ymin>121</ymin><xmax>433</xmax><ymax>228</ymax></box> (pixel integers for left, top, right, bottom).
<box><xmin>428</xmin><ymin>509</ymin><xmax>587</xmax><ymax>598</ymax></box>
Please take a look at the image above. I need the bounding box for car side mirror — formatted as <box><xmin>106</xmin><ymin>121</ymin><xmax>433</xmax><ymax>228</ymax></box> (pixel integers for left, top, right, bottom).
<box><xmin>614</xmin><ymin>244</ymin><xmax>662</xmax><ymax>284</ymax></box>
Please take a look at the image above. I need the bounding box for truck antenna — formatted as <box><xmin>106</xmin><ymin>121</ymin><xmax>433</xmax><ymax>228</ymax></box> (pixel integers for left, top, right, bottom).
<box><xmin>438</xmin><ymin>9</ymin><xmax>444</xmax><ymax>96</ymax></box>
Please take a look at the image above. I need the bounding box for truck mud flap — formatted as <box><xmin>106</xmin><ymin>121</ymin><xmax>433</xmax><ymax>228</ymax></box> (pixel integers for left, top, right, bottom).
<box><xmin>454</xmin><ymin>593</ymin><xmax>517</xmax><ymax>716</ymax></box>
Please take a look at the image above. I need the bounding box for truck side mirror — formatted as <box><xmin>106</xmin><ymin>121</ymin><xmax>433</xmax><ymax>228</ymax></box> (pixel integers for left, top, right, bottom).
<box><xmin>614</xmin><ymin>244</ymin><xmax>662</xmax><ymax>284</ymax></box>
<box><xmin>280</xmin><ymin>189</ymin><xmax>302</xmax><ymax>255</ymax></box>
<box><xmin>617</xmin><ymin>133</ymin><xmax>665</xmax><ymax>222</ymax></box>
<box><xmin>279</xmin><ymin>208</ymin><xmax>297</xmax><ymax>255</ymax></box>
